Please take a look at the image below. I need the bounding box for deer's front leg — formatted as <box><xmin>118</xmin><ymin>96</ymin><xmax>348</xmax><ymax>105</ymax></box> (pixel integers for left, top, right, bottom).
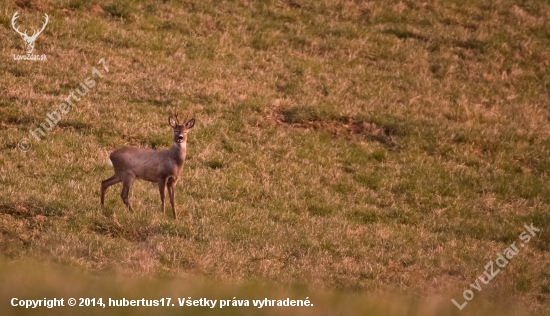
<box><xmin>167</xmin><ymin>182</ymin><xmax>176</xmax><ymax>220</ymax></box>
<box><xmin>158</xmin><ymin>179</ymin><xmax>167</xmax><ymax>214</ymax></box>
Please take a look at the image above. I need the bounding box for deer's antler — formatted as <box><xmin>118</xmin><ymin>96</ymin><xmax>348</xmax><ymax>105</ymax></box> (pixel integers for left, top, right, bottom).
<box><xmin>29</xmin><ymin>13</ymin><xmax>49</xmax><ymax>40</ymax></box>
<box><xmin>11</xmin><ymin>12</ymin><xmax>29</xmax><ymax>38</ymax></box>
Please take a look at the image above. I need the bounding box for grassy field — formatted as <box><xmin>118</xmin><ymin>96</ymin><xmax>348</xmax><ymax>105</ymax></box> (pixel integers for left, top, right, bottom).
<box><xmin>1</xmin><ymin>0</ymin><xmax>550</xmax><ymax>315</ymax></box>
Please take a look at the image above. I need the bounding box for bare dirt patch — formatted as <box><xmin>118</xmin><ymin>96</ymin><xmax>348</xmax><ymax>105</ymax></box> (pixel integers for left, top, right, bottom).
<box><xmin>264</xmin><ymin>106</ymin><xmax>398</xmax><ymax>147</ymax></box>
<box><xmin>0</xmin><ymin>200</ymin><xmax>65</xmax><ymax>220</ymax></box>
<box><xmin>0</xmin><ymin>200</ymin><xmax>66</xmax><ymax>253</ymax></box>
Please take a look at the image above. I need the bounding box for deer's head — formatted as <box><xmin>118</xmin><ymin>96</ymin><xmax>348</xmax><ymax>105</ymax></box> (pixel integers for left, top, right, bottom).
<box><xmin>11</xmin><ymin>11</ymin><xmax>49</xmax><ymax>55</ymax></box>
<box><xmin>169</xmin><ymin>113</ymin><xmax>195</xmax><ymax>145</ymax></box>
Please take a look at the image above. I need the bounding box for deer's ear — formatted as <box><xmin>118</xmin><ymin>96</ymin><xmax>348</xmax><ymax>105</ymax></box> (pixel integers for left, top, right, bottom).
<box><xmin>186</xmin><ymin>118</ymin><xmax>195</xmax><ymax>129</ymax></box>
<box><xmin>169</xmin><ymin>117</ymin><xmax>177</xmax><ymax>128</ymax></box>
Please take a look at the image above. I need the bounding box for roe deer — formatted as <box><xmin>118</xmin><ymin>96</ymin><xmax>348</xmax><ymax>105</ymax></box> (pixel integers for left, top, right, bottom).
<box><xmin>100</xmin><ymin>114</ymin><xmax>195</xmax><ymax>219</ymax></box>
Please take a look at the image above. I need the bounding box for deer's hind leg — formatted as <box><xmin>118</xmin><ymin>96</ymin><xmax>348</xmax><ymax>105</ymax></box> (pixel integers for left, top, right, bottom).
<box><xmin>120</xmin><ymin>175</ymin><xmax>136</xmax><ymax>213</ymax></box>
